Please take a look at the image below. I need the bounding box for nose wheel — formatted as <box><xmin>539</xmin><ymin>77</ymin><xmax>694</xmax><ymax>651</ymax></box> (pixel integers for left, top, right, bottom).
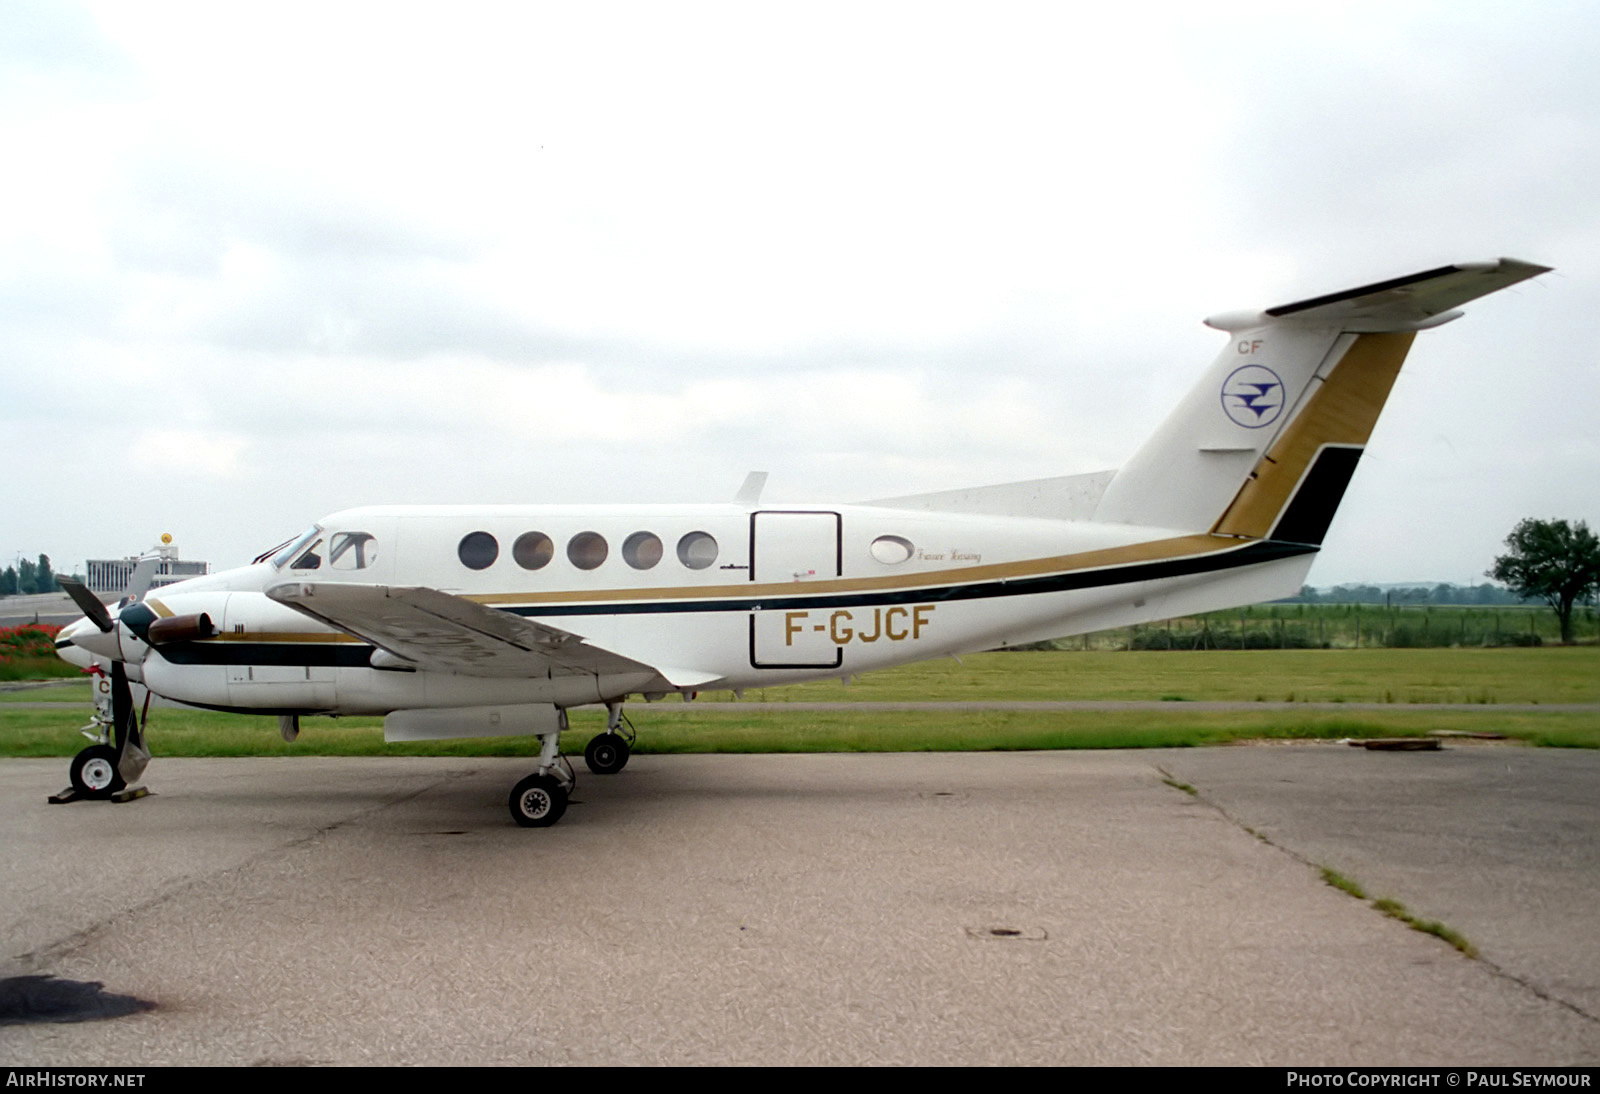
<box><xmin>70</xmin><ymin>745</ymin><xmax>126</xmax><ymax>799</ymax></box>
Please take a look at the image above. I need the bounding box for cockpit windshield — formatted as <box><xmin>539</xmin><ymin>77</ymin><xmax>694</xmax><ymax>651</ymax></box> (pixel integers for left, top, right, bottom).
<box><xmin>270</xmin><ymin>525</ymin><xmax>323</xmax><ymax>570</ymax></box>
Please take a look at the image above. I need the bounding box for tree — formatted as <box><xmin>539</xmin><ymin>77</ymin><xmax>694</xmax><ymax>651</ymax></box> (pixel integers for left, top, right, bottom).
<box><xmin>35</xmin><ymin>554</ymin><xmax>56</xmax><ymax>594</ymax></box>
<box><xmin>1488</xmin><ymin>518</ymin><xmax>1600</xmax><ymax>644</ymax></box>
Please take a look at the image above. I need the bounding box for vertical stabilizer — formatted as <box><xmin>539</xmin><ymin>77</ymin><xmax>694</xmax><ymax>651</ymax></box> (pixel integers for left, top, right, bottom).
<box><xmin>1092</xmin><ymin>323</ymin><xmax>1347</xmax><ymax>532</ymax></box>
<box><xmin>1092</xmin><ymin>259</ymin><xmax>1549</xmax><ymax>538</ymax></box>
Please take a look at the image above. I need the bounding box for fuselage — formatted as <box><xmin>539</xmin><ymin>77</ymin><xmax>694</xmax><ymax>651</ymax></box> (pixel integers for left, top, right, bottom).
<box><xmin>68</xmin><ymin>500</ymin><xmax>1316</xmax><ymax>717</ymax></box>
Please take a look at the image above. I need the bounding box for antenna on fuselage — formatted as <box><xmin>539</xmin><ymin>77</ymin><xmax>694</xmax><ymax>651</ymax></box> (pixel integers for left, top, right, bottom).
<box><xmin>734</xmin><ymin>471</ymin><xmax>768</xmax><ymax>506</ymax></box>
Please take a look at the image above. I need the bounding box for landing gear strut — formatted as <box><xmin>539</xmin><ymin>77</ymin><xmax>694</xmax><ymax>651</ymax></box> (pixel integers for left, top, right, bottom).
<box><xmin>583</xmin><ymin>701</ymin><xmax>634</xmax><ymax>775</ymax></box>
<box><xmin>53</xmin><ymin>662</ymin><xmax>150</xmax><ymax>804</ymax></box>
<box><xmin>508</xmin><ymin>711</ymin><xmax>577</xmax><ymax>828</ymax></box>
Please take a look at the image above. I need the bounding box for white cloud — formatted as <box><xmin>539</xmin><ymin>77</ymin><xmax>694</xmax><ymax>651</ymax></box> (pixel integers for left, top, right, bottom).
<box><xmin>3</xmin><ymin>1</ymin><xmax>1595</xmax><ymax>583</ymax></box>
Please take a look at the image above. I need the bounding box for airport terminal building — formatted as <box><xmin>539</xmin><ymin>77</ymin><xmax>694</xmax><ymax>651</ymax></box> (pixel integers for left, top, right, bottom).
<box><xmin>85</xmin><ymin>538</ymin><xmax>209</xmax><ymax>596</ymax></box>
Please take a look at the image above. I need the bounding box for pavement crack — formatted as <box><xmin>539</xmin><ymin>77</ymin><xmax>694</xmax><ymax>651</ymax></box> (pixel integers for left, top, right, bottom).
<box><xmin>1150</xmin><ymin>761</ymin><xmax>1600</xmax><ymax>1030</ymax></box>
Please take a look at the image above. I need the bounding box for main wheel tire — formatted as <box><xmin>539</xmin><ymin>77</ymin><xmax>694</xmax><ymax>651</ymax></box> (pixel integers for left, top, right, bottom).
<box><xmin>584</xmin><ymin>733</ymin><xmax>630</xmax><ymax>775</ymax></box>
<box><xmin>70</xmin><ymin>745</ymin><xmax>125</xmax><ymax>800</ymax></box>
<box><xmin>509</xmin><ymin>773</ymin><xmax>568</xmax><ymax>827</ymax></box>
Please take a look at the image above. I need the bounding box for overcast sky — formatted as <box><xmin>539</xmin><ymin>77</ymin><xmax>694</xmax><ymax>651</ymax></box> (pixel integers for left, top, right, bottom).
<box><xmin>3</xmin><ymin>0</ymin><xmax>1596</xmax><ymax>588</ymax></box>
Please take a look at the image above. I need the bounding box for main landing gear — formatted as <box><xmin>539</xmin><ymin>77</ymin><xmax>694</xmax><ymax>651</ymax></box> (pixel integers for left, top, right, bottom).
<box><xmin>583</xmin><ymin>702</ymin><xmax>634</xmax><ymax>775</ymax></box>
<box><xmin>507</xmin><ymin>702</ymin><xmax>636</xmax><ymax>827</ymax></box>
<box><xmin>508</xmin><ymin>712</ymin><xmax>578</xmax><ymax>828</ymax></box>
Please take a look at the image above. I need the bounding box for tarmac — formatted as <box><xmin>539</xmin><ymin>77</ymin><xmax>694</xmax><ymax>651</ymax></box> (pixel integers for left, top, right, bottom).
<box><xmin>2</xmin><ymin>745</ymin><xmax>1598</xmax><ymax>1066</ymax></box>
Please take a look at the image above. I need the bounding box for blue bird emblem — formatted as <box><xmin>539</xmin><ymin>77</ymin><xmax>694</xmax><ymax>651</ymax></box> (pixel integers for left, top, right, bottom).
<box><xmin>1221</xmin><ymin>365</ymin><xmax>1285</xmax><ymax>428</ymax></box>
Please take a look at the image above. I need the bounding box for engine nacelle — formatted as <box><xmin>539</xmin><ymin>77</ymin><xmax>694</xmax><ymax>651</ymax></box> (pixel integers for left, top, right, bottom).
<box><xmin>146</xmin><ymin>613</ymin><xmax>217</xmax><ymax>645</ymax></box>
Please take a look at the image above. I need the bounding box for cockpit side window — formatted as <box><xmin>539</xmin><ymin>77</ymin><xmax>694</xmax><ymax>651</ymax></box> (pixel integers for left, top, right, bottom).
<box><xmin>328</xmin><ymin>532</ymin><xmax>378</xmax><ymax>570</ymax></box>
<box><xmin>289</xmin><ymin>539</ymin><xmax>324</xmax><ymax>571</ymax></box>
<box><xmin>272</xmin><ymin>526</ymin><xmax>323</xmax><ymax>570</ymax></box>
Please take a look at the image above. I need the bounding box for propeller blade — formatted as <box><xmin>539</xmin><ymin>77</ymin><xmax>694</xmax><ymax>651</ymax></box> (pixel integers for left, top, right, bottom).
<box><xmin>57</xmin><ymin>577</ymin><xmax>114</xmax><ymax>633</ymax></box>
<box><xmin>121</xmin><ymin>557</ymin><xmax>160</xmax><ymax>604</ymax></box>
<box><xmin>110</xmin><ymin>661</ymin><xmax>135</xmax><ymax>754</ymax></box>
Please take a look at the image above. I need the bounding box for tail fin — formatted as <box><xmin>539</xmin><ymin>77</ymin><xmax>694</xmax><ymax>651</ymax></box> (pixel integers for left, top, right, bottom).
<box><xmin>1092</xmin><ymin>258</ymin><xmax>1550</xmax><ymax>538</ymax></box>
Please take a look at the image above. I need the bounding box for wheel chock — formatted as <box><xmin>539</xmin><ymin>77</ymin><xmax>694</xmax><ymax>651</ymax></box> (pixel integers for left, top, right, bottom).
<box><xmin>46</xmin><ymin>785</ymin><xmax>151</xmax><ymax>804</ymax></box>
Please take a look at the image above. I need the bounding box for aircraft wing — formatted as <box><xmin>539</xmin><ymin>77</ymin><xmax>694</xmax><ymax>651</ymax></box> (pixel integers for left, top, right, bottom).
<box><xmin>265</xmin><ymin>581</ymin><xmax>672</xmax><ymax>681</ymax></box>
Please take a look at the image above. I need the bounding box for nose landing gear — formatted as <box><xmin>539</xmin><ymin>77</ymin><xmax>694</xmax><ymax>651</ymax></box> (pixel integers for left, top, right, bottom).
<box><xmin>69</xmin><ymin>745</ymin><xmax>125</xmax><ymax>799</ymax></box>
<box><xmin>52</xmin><ymin>662</ymin><xmax>151</xmax><ymax>805</ymax></box>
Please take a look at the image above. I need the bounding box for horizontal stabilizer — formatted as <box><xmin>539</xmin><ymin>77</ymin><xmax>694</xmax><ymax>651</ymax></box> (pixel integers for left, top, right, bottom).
<box><xmin>1206</xmin><ymin>258</ymin><xmax>1550</xmax><ymax>334</ymax></box>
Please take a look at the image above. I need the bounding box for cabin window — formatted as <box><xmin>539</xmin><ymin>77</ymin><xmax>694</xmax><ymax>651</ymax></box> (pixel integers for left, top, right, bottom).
<box><xmin>622</xmin><ymin>532</ymin><xmax>663</xmax><ymax>570</ymax></box>
<box><xmin>289</xmin><ymin>538</ymin><xmax>324</xmax><ymax>570</ymax></box>
<box><xmin>567</xmin><ymin>531</ymin><xmax>608</xmax><ymax>570</ymax></box>
<box><xmin>513</xmin><ymin>532</ymin><xmax>554</xmax><ymax>570</ymax></box>
<box><xmin>458</xmin><ymin>531</ymin><xmax>499</xmax><ymax>570</ymax></box>
<box><xmin>329</xmin><ymin>532</ymin><xmax>379</xmax><ymax>570</ymax></box>
<box><xmin>870</xmin><ymin>535</ymin><xmax>914</xmax><ymax>565</ymax></box>
<box><xmin>677</xmin><ymin>531</ymin><xmax>718</xmax><ymax>570</ymax></box>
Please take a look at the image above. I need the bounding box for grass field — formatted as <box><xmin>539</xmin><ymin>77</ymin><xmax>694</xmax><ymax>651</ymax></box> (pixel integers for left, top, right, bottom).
<box><xmin>4</xmin><ymin>647</ymin><xmax>1595</xmax><ymax>757</ymax></box>
<box><xmin>1048</xmin><ymin>602</ymin><xmax>1600</xmax><ymax>650</ymax></box>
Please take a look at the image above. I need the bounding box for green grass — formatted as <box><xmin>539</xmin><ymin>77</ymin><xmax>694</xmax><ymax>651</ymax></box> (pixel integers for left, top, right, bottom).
<box><xmin>0</xmin><ymin>681</ymin><xmax>91</xmax><ymax>702</ymax></box>
<box><xmin>3</xmin><ymin>646</ymin><xmax>1594</xmax><ymax>757</ymax></box>
<box><xmin>1319</xmin><ymin>867</ymin><xmax>1368</xmax><ymax>900</ymax></box>
<box><xmin>0</xmin><ymin>658</ymin><xmax>80</xmax><ymax>682</ymax></box>
<box><xmin>4</xmin><ymin>704</ymin><xmax>1597</xmax><ymax>758</ymax></box>
<box><xmin>1320</xmin><ymin>867</ymin><xmax>1478</xmax><ymax>958</ymax></box>
<box><xmin>703</xmin><ymin>647</ymin><xmax>1600</xmax><ymax>705</ymax></box>
<box><xmin>1371</xmin><ymin>898</ymin><xmax>1479</xmax><ymax>958</ymax></box>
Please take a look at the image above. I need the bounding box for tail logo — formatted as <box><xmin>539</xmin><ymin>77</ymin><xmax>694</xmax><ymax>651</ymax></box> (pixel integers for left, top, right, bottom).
<box><xmin>1221</xmin><ymin>365</ymin><xmax>1285</xmax><ymax>429</ymax></box>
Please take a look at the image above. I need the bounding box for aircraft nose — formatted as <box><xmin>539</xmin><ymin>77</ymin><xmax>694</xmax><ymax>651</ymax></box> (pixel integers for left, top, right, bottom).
<box><xmin>53</xmin><ymin>624</ymin><xmax>94</xmax><ymax>669</ymax></box>
<box><xmin>60</xmin><ymin>615</ymin><xmax>120</xmax><ymax>661</ymax></box>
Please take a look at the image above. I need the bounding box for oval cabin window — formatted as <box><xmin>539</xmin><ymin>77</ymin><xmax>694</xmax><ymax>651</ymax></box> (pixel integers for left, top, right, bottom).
<box><xmin>870</xmin><ymin>535</ymin><xmax>914</xmax><ymax>565</ymax></box>
<box><xmin>677</xmin><ymin>531</ymin><xmax>718</xmax><ymax>570</ymax></box>
<box><xmin>567</xmin><ymin>532</ymin><xmax>609</xmax><ymax>571</ymax></box>
<box><xmin>458</xmin><ymin>531</ymin><xmax>499</xmax><ymax>571</ymax></box>
<box><xmin>513</xmin><ymin>532</ymin><xmax>554</xmax><ymax>570</ymax></box>
<box><xmin>622</xmin><ymin>532</ymin><xmax>663</xmax><ymax>570</ymax></box>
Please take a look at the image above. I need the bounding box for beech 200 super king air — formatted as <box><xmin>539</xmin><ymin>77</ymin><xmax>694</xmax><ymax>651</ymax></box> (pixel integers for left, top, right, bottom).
<box><xmin>54</xmin><ymin>258</ymin><xmax>1549</xmax><ymax>827</ymax></box>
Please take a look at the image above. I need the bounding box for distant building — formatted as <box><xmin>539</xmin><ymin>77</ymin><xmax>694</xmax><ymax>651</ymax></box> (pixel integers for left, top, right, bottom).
<box><xmin>85</xmin><ymin>536</ymin><xmax>209</xmax><ymax>596</ymax></box>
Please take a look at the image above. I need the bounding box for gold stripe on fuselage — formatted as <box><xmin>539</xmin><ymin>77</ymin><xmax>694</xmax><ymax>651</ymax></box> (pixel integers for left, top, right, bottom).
<box><xmin>471</xmin><ymin>532</ymin><xmax>1237</xmax><ymax>608</ymax></box>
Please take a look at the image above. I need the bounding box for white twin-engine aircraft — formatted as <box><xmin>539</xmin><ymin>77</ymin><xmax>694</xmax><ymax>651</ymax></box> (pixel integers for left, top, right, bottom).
<box><xmin>55</xmin><ymin>258</ymin><xmax>1548</xmax><ymax>826</ymax></box>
